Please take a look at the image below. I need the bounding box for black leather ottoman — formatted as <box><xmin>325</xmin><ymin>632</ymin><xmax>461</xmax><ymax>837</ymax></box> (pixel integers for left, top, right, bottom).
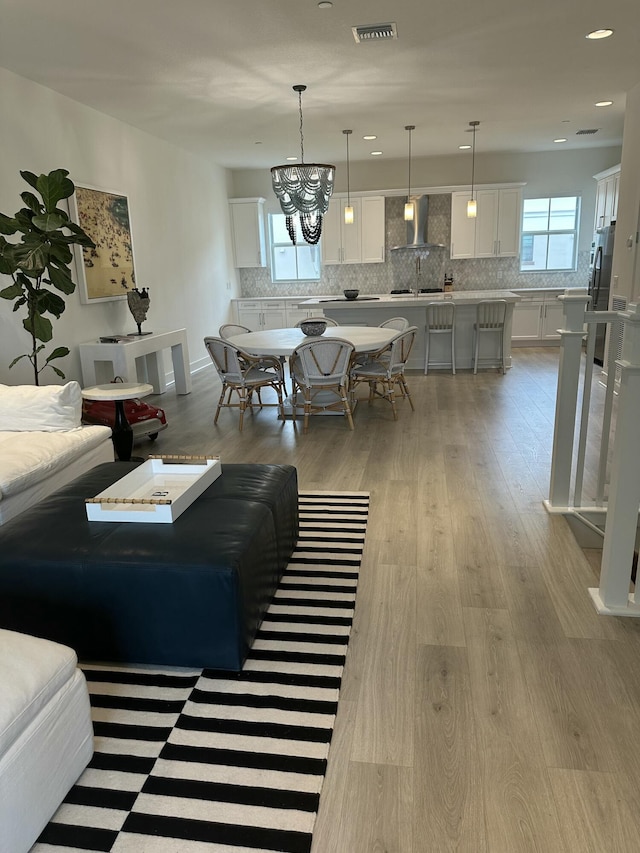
<box><xmin>0</xmin><ymin>461</ymin><xmax>298</xmax><ymax>671</ymax></box>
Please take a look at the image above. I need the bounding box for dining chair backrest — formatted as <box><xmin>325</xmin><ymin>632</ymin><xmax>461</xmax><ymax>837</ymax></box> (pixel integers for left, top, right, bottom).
<box><xmin>219</xmin><ymin>323</ymin><xmax>251</xmax><ymax>339</ymax></box>
<box><xmin>294</xmin><ymin>316</ymin><xmax>339</xmax><ymax>327</ymax></box>
<box><xmin>426</xmin><ymin>302</ymin><xmax>455</xmax><ymax>330</ymax></box>
<box><xmin>291</xmin><ymin>338</ymin><xmax>354</xmax><ymax>386</ymax></box>
<box><xmin>379</xmin><ymin>317</ymin><xmax>410</xmax><ymax>331</ymax></box>
<box><xmin>204</xmin><ymin>336</ymin><xmax>245</xmax><ymax>383</ymax></box>
<box><xmin>387</xmin><ymin>327</ymin><xmax>417</xmax><ymax>374</ymax></box>
<box><xmin>476</xmin><ymin>300</ymin><xmax>507</xmax><ymax>329</ymax></box>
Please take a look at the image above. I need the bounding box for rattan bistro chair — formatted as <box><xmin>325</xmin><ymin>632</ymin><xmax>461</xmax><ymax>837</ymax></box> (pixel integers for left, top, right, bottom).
<box><xmin>204</xmin><ymin>336</ymin><xmax>285</xmax><ymax>431</ymax></box>
<box><xmin>379</xmin><ymin>317</ymin><xmax>410</xmax><ymax>331</ymax></box>
<box><xmin>289</xmin><ymin>337</ymin><xmax>355</xmax><ymax>434</ymax></box>
<box><xmin>473</xmin><ymin>300</ymin><xmax>507</xmax><ymax>374</ymax></box>
<box><xmin>425</xmin><ymin>302</ymin><xmax>456</xmax><ymax>375</ymax></box>
<box><xmin>219</xmin><ymin>323</ymin><xmax>251</xmax><ymax>338</ymax></box>
<box><xmin>350</xmin><ymin>327</ymin><xmax>417</xmax><ymax>420</ymax></box>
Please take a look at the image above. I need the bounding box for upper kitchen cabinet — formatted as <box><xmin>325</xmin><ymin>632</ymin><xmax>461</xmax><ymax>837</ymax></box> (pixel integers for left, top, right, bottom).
<box><xmin>229</xmin><ymin>197</ymin><xmax>267</xmax><ymax>268</ymax></box>
<box><xmin>593</xmin><ymin>165</ymin><xmax>621</xmax><ymax>231</ymax></box>
<box><xmin>322</xmin><ymin>196</ymin><xmax>385</xmax><ymax>265</ymax></box>
<box><xmin>450</xmin><ymin>188</ymin><xmax>522</xmax><ymax>259</ymax></box>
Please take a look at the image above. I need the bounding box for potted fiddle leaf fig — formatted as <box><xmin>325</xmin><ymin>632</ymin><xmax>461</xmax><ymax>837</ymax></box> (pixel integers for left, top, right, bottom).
<box><xmin>0</xmin><ymin>169</ymin><xmax>95</xmax><ymax>384</ymax></box>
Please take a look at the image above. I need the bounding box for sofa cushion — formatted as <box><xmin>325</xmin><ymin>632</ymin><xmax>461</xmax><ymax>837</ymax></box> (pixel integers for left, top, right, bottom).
<box><xmin>0</xmin><ymin>629</ymin><xmax>78</xmax><ymax>757</ymax></box>
<box><xmin>0</xmin><ymin>381</ymin><xmax>82</xmax><ymax>432</ymax></box>
<box><xmin>0</xmin><ymin>426</ymin><xmax>113</xmax><ymax>500</ymax></box>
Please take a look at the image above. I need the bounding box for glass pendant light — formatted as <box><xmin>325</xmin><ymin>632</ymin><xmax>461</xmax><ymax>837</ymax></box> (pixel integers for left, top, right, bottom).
<box><xmin>467</xmin><ymin>121</ymin><xmax>480</xmax><ymax>218</ymax></box>
<box><xmin>343</xmin><ymin>129</ymin><xmax>354</xmax><ymax>224</ymax></box>
<box><xmin>271</xmin><ymin>85</ymin><xmax>336</xmax><ymax>245</ymax></box>
<box><xmin>404</xmin><ymin>125</ymin><xmax>415</xmax><ymax>221</ymax></box>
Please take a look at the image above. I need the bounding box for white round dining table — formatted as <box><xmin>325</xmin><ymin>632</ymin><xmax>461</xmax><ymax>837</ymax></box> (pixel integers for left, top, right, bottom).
<box><xmin>228</xmin><ymin>325</ymin><xmax>397</xmax><ymax>357</ymax></box>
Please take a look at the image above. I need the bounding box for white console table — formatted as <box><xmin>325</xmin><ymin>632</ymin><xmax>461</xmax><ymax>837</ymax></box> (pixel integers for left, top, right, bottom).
<box><xmin>79</xmin><ymin>329</ymin><xmax>192</xmax><ymax>395</ymax></box>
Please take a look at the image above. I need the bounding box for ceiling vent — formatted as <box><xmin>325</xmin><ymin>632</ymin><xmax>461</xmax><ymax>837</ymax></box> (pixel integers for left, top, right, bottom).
<box><xmin>352</xmin><ymin>22</ymin><xmax>397</xmax><ymax>43</ymax></box>
<box><xmin>576</xmin><ymin>128</ymin><xmax>599</xmax><ymax>135</ymax></box>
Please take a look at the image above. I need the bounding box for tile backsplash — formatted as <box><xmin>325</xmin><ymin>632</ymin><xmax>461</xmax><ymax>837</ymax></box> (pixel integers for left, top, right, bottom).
<box><xmin>239</xmin><ymin>195</ymin><xmax>588</xmax><ymax>297</ymax></box>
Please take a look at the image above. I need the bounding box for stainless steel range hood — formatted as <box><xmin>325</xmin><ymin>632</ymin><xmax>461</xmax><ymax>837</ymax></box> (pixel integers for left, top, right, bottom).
<box><xmin>391</xmin><ymin>194</ymin><xmax>446</xmax><ymax>251</ymax></box>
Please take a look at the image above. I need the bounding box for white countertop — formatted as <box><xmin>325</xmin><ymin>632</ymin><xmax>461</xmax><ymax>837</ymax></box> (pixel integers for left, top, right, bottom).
<box><xmin>302</xmin><ymin>290</ymin><xmax>521</xmax><ymax>308</ymax></box>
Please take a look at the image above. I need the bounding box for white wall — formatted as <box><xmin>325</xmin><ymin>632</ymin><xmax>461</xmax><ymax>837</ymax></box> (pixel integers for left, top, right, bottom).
<box><xmin>612</xmin><ymin>81</ymin><xmax>640</xmax><ymax>303</ymax></box>
<box><xmin>0</xmin><ymin>67</ymin><xmax>239</xmax><ymax>387</ymax></box>
<box><xmin>232</xmin><ymin>146</ymin><xmax>622</xmax><ymax>254</ymax></box>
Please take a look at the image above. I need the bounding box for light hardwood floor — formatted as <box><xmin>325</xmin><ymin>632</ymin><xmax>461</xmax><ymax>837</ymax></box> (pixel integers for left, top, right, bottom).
<box><xmin>147</xmin><ymin>347</ymin><xmax>640</xmax><ymax>853</ymax></box>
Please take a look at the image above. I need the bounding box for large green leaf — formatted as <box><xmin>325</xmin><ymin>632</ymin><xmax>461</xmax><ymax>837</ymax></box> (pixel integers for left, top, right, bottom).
<box><xmin>20</xmin><ymin>192</ymin><xmax>42</xmax><ymax>214</ymax></box>
<box><xmin>37</xmin><ymin>288</ymin><xmax>66</xmax><ymax>317</ymax></box>
<box><xmin>8</xmin><ymin>353</ymin><xmax>28</xmax><ymax>369</ymax></box>
<box><xmin>0</xmin><ymin>239</ymin><xmax>17</xmax><ymax>275</ymax></box>
<box><xmin>24</xmin><ymin>311</ymin><xmax>53</xmax><ymax>342</ymax></box>
<box><xmin>13</xmin><ymin>241</ymin><xmax>47</xmax><ymax>274</ymax></box>
<box><xmin>47</xmin><ymin>264</ymin><xmax>75</xmax><ymax>295</ymax></box>
<box><xmin>32</xmin><ymin>212</ymin><xmax>66</xmax><ymax>232</ymax></box>
<box><xmin>0</xmin><ymin>282</ymin><xmax>24</xmax><ymax>300</ymax></box>
<box><xmin>46</xmin><ymin>240</ymin><xmax>72</xmax><ymax>264</ymax></box>
<box><xmin>45</xmin><ymin>346</ymin><xmax>69</xmax><ymax>363</ymax></box>
<box><xmin>0</xmin><ymin>213</ymin><xmax>19</xmax><ymax>235</ymax></box>
<box><xmin>19</xmin><ymin>171</ymin><xmax>39</xmax><ymax>191</ymax></box>
<box><xmin>65</xmin><ymin>220</ymin><xmax>95</xmax><ymax>247</ymax></box>
<box><xmin>36</xmin><ymin>170</ymin><xmax>74</xmax><ymax>212</ymax></box>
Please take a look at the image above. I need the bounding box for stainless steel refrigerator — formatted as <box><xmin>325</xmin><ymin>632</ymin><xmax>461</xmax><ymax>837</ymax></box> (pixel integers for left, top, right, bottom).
<box><xmin>587</xmin><ymin>222</ymin><xmax>616</xmax><ymax>365</ymax></box>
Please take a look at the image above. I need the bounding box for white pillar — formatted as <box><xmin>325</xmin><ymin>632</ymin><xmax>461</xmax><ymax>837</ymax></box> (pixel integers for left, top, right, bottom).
<box><xmin>589</xmin><ymin>303</ymin><xmax>640</xmax><ymax>615</ymax></box>
<box><xmin>545</xmin><ymin>290</ymin><xmax>590</xmax><ymax>512</ymax></box>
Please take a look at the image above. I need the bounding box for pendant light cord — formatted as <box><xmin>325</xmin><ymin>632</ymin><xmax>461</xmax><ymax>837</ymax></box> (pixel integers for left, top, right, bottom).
<box><xmin>470</xmin><ymin>124</ymin><xmax>475</xmax><ymax>200</ymax></box>
<box><xmin>346</xmin><ymin>132</ymin><xmax>350</xmax><ymax>205</ymax></box>
<box><xmin>407</xmin><ymin>127</ymin><xmax>412</xmax><ymax>198</ymax></box>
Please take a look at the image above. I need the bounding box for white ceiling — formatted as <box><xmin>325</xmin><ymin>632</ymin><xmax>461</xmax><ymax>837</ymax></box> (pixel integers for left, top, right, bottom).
<box><xmin>1</xmin><ymin>0</ymin><xmax>639</xmax><ymax>170</ymax></box>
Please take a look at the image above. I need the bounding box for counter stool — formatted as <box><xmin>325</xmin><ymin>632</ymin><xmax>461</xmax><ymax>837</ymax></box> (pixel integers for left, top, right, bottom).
<box><xmin>425</xmin><ymin>302</ymin><xmax>456</xmax><ymax>374</ymax></box>
<box><xmin>473</xmin><ymin>300</ymin><xmax>507</xmax><ymax>374</ymax></box>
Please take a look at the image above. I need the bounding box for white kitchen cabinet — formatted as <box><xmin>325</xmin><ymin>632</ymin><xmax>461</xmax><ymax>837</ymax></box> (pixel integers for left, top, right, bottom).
<box><xmin>236</xmin><ymin>300</ymin><xmax>287</xmax><ymax>330</ymax></box>
<box><xmin>540</xmin><ymin>300</ymin><xmax>564</xmax><ymax>340</ymax></box>
<box><xmin>229</xmin><ymin>198</ymin><xmax>267</xmax><ymax>268</ymax></box>
<box><xmin>450</xmin><ymin>192</ymin><xmax>476</xmax><ymax>259</ymax></box>
<box><xmin>451</xmin><ymin>188</ymin><xmax>522</xmax><ymax>259</ymax></box>
<box><xmin>285</xmin><ymin>303</ymin><xmax>324</xmax><ymax>326</ymax></box>
<box><xmin>322</xmin><ymin>196</ymin><xmax>385</xmax><ymax>265</ymax></box>
<box><xmin>511</xmin><ymin>291</ymin><xmax>564</xmax><ymax>344</ymax></box>
<box><xmin>593</xmin><ymin>165</ymin><xmax>621</xmax><ymax>230</ymax></box>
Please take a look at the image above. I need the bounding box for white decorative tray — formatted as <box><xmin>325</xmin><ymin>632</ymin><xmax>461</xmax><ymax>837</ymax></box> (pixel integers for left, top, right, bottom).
<box><xmin>85</xmin><ymin>455</ymin><xmax>222</xmax><ymax>523</ymax></box>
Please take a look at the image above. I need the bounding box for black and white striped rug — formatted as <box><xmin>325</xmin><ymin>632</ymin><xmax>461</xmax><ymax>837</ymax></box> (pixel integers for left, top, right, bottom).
<box><xmin>34</xmin><ymin>491</ymin><xmax>369</xmax><ymax>853</ymax></box>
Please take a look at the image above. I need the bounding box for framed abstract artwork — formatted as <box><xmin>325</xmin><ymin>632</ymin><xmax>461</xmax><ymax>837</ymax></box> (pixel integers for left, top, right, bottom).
<box><xmin>69</xmin><ymin>185</ymin><xmax>137</xmax><ymax>303</ymax></box>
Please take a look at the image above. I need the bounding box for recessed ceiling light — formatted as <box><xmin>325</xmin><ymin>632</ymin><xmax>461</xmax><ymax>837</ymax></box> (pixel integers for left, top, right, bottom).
<box><xmin>586</xmin><ymin>28</ymin><xmax>614</xmax><ymax>39</ymax></box>
<box><xmin>595</xmin><ymin>100</ymin><xmax>613</xmax><ymax>107</ymax></box>
<box><xmin>317</xmin><ymin>1</ymin><xmax>333</xmax><ymax>7</ymax></box>
<box><xmin>554</xmin><ymin>138</ymin><xmax>568</xmax><ymax>143</ymax></box>
<box><xmin>370</xmin><ymin>150</ymin><xmax>383</xmax><ymax>156</ymax></box>
<box><xmin>363</xmin><ymin>135</ymin><xmax>377</xmax><ymax>140</ymax></box>
<box><xmin>459</xmin><ymin>144</ymin><xmax>471</xmax><ymax>150</ymax></box>
<box><xmin>286</xmin><ymin>156</ymin><xmax>298</xmax><ymax>161</ymax></box>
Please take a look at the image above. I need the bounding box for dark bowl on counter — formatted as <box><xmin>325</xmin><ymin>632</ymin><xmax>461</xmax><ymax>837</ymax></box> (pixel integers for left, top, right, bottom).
<box><xmin>343</xmin><ymin>289</ymin><xmax>359</xmax><ymax>300</ymax></box>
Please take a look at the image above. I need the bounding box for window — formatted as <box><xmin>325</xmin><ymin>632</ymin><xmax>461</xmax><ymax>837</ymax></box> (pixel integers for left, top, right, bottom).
<box><xmin>269</xmin><ymin>214</ymin><xmax>321</xmax><ymax>283</ymax></box>
<box><xmin>520</xmin><ymin>196</ymin><xmax>580</xmax><ymax>272</ymax></box>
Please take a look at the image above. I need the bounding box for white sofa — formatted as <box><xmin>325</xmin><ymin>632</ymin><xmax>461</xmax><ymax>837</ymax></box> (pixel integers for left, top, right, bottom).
<box><xmin>0</xmin><ymin>381</ymin><xmax>113</xmax><ymax>526</ymax></box>
<box><xmin>0</xmin><ymin>629</ymin><xmax>94</xmax><ymax>853</ymax></box>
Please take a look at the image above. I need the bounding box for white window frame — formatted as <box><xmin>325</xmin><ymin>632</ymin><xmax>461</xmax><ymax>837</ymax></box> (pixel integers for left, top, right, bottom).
<box><xmin>268</xmin><ymin>213</ymin><xmax>321</xmax><ymax>283</ymax></box>
<box><xmin>520</xmin><ymin>195</ymin><xmax>580</xmax><ymax>273</ymax></box>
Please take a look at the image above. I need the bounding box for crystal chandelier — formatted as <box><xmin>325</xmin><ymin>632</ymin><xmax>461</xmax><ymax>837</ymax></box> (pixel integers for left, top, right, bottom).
<box><xmin>271</xmin><ymin>85</ymin><xmax>335</xmax><ymax>245</ymax></box>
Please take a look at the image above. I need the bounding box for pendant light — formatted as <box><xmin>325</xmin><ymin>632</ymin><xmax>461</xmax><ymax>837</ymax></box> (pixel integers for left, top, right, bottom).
<box><xmin>467</xmin><ymin>120</ymin><xmax>480</xmax><ymax>218</ymax></box>
<box><xmin>343</xmin><ymin>129</ymin><xmax>354</xmax><ymax>225</ymax></box>
<box><xmin>271</xmin><ymin>85</ymin><xmax>336</xmax><ymax>245</ymax></box>
<box><xmin>404</xmin><ymin>125</ymin><xmax>415</xmax><ymax>221</ymax></box>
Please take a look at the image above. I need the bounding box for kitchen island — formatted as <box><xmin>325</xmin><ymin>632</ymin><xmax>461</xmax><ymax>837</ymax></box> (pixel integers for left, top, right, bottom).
<box><xmin>300</xmin><ymin>290</ymin><xmax>521</xmax><ymax>371</ymax></box>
